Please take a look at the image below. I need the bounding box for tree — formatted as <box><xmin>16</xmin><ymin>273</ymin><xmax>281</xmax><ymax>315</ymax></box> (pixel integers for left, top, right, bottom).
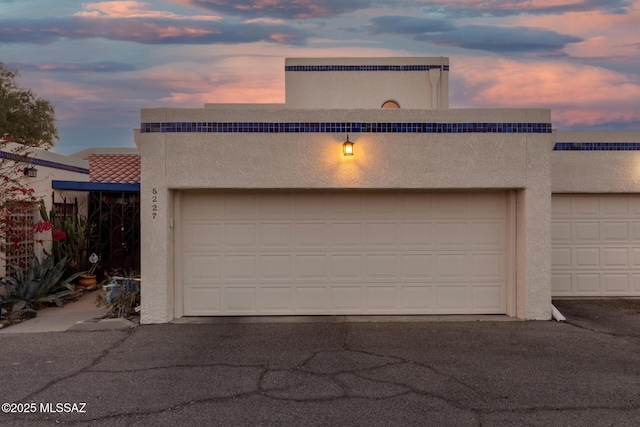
<box><xmin>0</xmin><ymin>62</ymin><xmax>58</xmax><ymax>149</ymax></box>
<box><xmin>1</xmin><ymin>62</ymin><xmax>58</xmax><ymax>269</ymax></box>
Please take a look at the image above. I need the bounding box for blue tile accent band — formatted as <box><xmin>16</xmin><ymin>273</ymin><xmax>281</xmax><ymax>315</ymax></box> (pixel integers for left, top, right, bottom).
<box><xmin>0</xmin><ymin>150</ymin><xmax>90</xmax><ymax>174</ymax></box>
<box><xmin>140</xmin><ymin>122</ymin><xmax>551</xmax><ymax>134</ymax></box>
<box><xmin>285</xmin><ymin>65</ymin><xmax>449</xmax><ymax>72</ymax></box>
<box><xmin>554</xmin><ymin>142</ymin><xmax>640</xmax><ymax>151</ymax></box>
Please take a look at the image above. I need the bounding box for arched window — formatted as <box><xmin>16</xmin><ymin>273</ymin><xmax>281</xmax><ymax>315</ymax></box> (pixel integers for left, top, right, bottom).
<box><xmin>381</xmin><ymin>100</ymin><xmax>400</xmax><ymax>109</ymax></box>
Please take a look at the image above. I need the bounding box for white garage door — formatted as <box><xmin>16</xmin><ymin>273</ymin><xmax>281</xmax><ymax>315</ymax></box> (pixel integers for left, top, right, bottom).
<box><xmin>180</xmin><ymin>191</ymin><xmax>509</xmax><ymax>315</ymax></box>
<box><xmin>552</xmin><ymin>194</ymin><xmax>640</xmax><ymax>296</ymax></box>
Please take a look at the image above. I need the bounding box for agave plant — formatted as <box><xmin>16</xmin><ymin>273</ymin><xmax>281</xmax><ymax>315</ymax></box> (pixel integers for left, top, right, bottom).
<box><xmin>0</xmin><ymin>254</ymin><xmax>83</xmax><ymax>311</ymax></box>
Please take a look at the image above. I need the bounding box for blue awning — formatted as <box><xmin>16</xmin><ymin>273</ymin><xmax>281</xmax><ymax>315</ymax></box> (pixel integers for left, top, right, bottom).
<box><xmin>52</xmin><ymin>180</ymin><xmax>140</xmax><ymax>192</ymax></box>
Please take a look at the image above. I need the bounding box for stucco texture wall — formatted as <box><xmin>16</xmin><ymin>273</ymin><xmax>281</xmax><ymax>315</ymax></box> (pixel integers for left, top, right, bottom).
<box><xmin>139</xmin><ymin>107</ymin><xmax>553</xmax><ymax>322</ymax></box>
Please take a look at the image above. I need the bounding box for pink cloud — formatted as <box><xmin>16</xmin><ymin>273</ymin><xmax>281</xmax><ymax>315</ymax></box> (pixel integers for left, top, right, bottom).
<box><xmin>75</xmin><ymin>1</ymin><xmax>220</xmax><ymax>20</ymax></box>
<box><xmin>455</xmin><ymin>57</ymin><xmax>640</xmax><ymax>127</ymax></box>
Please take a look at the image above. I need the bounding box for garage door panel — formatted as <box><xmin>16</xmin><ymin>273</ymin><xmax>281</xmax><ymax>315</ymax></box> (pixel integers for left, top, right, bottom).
<box><xmin>603</xmin><ymin>274</ymin><xmax>630</xmax><ymax>293</ymax></box>
<box><xmin>552</xmin><ymin>195</ymin><xmax>640</xmax><ymax>296</ymax></box>
<box><xmin>437</xmin><ymin>286</ymin><xmax>470</xmax><ymax>311</ymax></box>
<box><xmin>551</xmin><ymin>273</ymin><xmax>572</xmax><ymax>295</ymax></box>
<box><xmin>365</xmin><ymin>223</ymin><xmax>397</xmax><ymax>246</ymax></box>
<box><xmin>467</xmin><ymin>193</ymin><xmax>507</xmax><ymax>218</ymax></box>
<box><xmin>295</xmin><ymin>223</ymin><xmax>328</xmax><ymax>248</ymax></box>
<box><xmin>187</xmin><ymin>287</ymin><xmax>221</xmax><ymax>313</ymax></box>
<box><xmin>574</xmin><ymin>248</ymin><xmax>599</xmax><ymax>268</ymax></box>
<box><xmin>365</xmin><ymin>255</ymin><xmax>397</xmax><ymax>279</ymax></box>
<box><xmin>330</xmin><ymin>193</ymin><xmax>362</xmax><ymax>216</ymax></box>
<box><xmin>186</xmin><ymin>223</ymin><xmax>221</xmax><ymax>249</ymax></box>
<box><xmin>472</xmin><ymin>222</ymin><xmax>505</xmax><ymax>247</ymax></box>
<box><xmin>259</xmin><ymin>255</ymin><xmax>292</xmax><ymax>280</ymax></box>
<box><xmin>434</xmin><ymin>194</ymin><xmax>467</xmax><ymax>218</ymax></box>
<box><xmin>631</xmin><ymin>223</ymin><xmax>640</xmax><ymax>241</ymax></box>
<box><xmin>224</xmin><ymin>223</ymin><xmax>257</xmax><ymax>248</ymax></box>
<box><xmin>184</xmin><ymin>254</ymin><xmax>221</xmax><ymax>281</ymax></box>
<box><xmin>260</xmin><ymin>223</ymin><xmax>292</xmax><ymax>248</ymax></box>
<box><xmin>574</xmin><ymin>222</ymin><xmax>599</xmax><ymax>242</ymax></box>
<box><xmin>223</xmin><ymin>194</ymin><xmax>259</xmax><ymax>217</ymax></box>
<box><xmin>295</xmin><ymin>255</ymin><xmax>327</xmax><ymax>280</ymax></box>
<box><xmin>395</xmin><ymin>194</ymin><xmax>433</xmax><ymax>218</ymax></box>
<box><xmin>365</xmin><ymin>286</ymin><xmax>398</xmax><ymax>310</ymax></box>
<box><xmin>471</xmin><ymin>254</ymin><xmax>504</xmax><ymax>279</ymax></box>
<box><xmin>436</xmin><ymin>254</ymin><xmax>469</xmax><ymax>279</ymax></box>
<box><xmin>632</xmin><ymin>275</ymin><xmax>640</xmax><ymax>294</ymax></box>
<box><xmin>401</xmin><ymin>254</ymin><xmax>434</xmax><ymax>279</ymax></box>
<box><xmin>573</xmin><ymin>198</ymin><xmax>600</xmax><ymax>217</ymax></box>
<box><xmin>224</xmin><ymin>287</ymin><xmax>256</xmax><ymax>312</ymax></box>
<box><xmin>603</xmin><ymin>248</ymin><xmax>629</xmax><ymax>267</ymax></box>
<box><xmin>331</xmin><ymin>286</ymin><xmax>363</xmax><ymax>310</ymax></box>
<box><xmin>400</xmin><ymin>222</ymin><xmax>433</xmax><ymax>247</ymax></box>
<box><xmin>552</xmin><ymin>248</ymin><xmax>571</xmax><ymax>268</ymax></box>
<box><xmin>602</xmin><ymin>196</ymin><xmax>629</xmax><ymax>216</ymax></box>
<box><xmin>436</xmin><ymin>222</ymin><xmax>469</xmax><ymax>246</ymax></box>
<box><xmin>552</xmin><ymin>197</ymin><xmax>571</xmax><ymax>217</ymax></box>
<box><xmin>259</xmin><ymin>287</ymin><xmax>292</xmax><ymax>312</ymax></box>
<box><xmin>295</xmin><ymin>287</ymin><xmax>328</xmax><ymax>311</ymax></box>
<box><xmin>401</xmin><ymin>286</ymin><xmax>435</xmax><ymax>310</ymax></box>
<box><xmin>473</xmin><ymin>286</ymin><xmax>504</xmax><ymax>310</ymax></box>
<box><xmin>223</xmin><ymin>255</ymin><xmax>256</xmax><ymax>280</ymax></box>
<box><xmin>260</xmin><ymin>194</ymin><xmax>294</xmax><ymax>217</ymax></box>
<box><xmin>551</xmin><ymin>222</ymin><xmax>571</xmax><ymax>242</ymax></box>
<box><xmin>330</xmin><ymin>255</ymin><xmax>362</xmax><ymax>279</ymax></box>
<box><xmin>331</xmin><ymin>223</ymin><xmax>362</xmax><ymax>247</ymax></box>
<box><xmin>362</xmin><ymin>194</ymin><xmax>399</xmax><ymax>218</ymax></box>
<box><xmin>602</xmin><ymin>222</ymin><xmax>628</xmax><ymax>242</ymax></box>
<box><xmin>294</xmin><ymin>194</ymin><xmax>330</xmax><ymax>218</ymax></box>
<box><xmin>182</xmin><ymin>191</ymin><xmax>508</xmax><ymax>315</ymax></box>
<box><xmin>575</xmin><ymin>273</ymin><xmax>600</xmax><ymax>294</ymax></box>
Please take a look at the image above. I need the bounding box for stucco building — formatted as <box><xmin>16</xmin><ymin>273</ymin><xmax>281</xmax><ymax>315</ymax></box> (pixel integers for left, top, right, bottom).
<box><xmin>136</xmin><ymin>57</ymin><xmax>640</xmax><ymax>324</ymax></box>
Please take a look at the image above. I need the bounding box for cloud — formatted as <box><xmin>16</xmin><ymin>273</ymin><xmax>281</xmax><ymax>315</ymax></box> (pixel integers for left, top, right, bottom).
<box><xmin>452</xmin><ymin>57</ymin><xmax>640</xmax><ymax>128</ymax></box>
<box><xmin>0</xmin><ymin>17</ymin><xmax>310</xmax><ymax>45</ymax></box>
<box><xmin>170</xmin><ymin>0</ymin><xmax>378</xmax><ymax>19</ymax></box>
<box><xmin>12</xmin><ymin>62</ymin><xmax>136</xmax><ymax>73</ymax></box>
<box><xmin>74</xmin><ymin>1</ymin><xmax>220</xmax><ymax>20</ymax></box>
<box><xmin>420</xmin><ymin>0</ymin><xmax>633</xmax><ymax>18</ymax></box>
<box><xmin>366</xmin><ymin>16</ymin><xmax>582</xmax><ymax>54</ymax></box>
<box><xmin>367</xmin><ymin>16</ymin><xmax>455</xmax><ymax>35</ymax></box>
<box><xmin>420</xmin><ymin>25</ymin><xmax>583</xmax><ymax>54</ymax></box>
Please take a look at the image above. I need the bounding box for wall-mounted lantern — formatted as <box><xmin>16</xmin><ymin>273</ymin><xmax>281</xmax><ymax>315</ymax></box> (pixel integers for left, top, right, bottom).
<box><xmin>23</xmin><ymin>167</ymin><xmax>38</xmax><ymax>178</ymax></box>
<box><xmin>343</xmin><ymin>135</ymin><xmax>354</xmax><ymax>156</ymax></box>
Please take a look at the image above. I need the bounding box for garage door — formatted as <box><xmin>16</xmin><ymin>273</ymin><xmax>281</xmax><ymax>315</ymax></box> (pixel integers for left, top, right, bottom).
<box><xmin>180</xmin><ymin>191</ymin><xmax>509</xmax><ymax>315</ymax></box>
<box><xmin>552</xmin><ymin>194</ymin><xmax>640</xmax><ymax>296</ymax></box>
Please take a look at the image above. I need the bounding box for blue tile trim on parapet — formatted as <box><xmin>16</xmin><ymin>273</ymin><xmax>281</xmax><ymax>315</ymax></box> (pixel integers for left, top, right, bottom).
<box><xmin>285</xmin><ymin>65</ymin><xmax>450</xmax><ymax>72</ymax></box>
<box><xmin>0</xmin><ymin>150</ymin><xmax>90</xmax><ymax>174</ymax></box>
<box><xmin>554</xmin><ymin>142</ymin><xmax>640</xmax><ymax>151</ymax></box>
<box><xmin>140</xmin><ymin>122</ymin><xmax>552</xmax><ymax>134</ymax></box>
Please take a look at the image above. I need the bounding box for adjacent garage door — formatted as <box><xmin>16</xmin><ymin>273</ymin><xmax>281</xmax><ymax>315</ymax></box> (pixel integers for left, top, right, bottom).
<box><xmin>552</xmin><ymin>194</ymin><xmax>640</xmax><ymax>296</ymax></box>
<box><xmin>180</xmin><ymin>191</ymin><xmax>509</xmax><ymax>315</ymax></box>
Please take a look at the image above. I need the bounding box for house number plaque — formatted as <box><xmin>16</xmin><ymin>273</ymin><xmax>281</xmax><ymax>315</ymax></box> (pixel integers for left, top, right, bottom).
<box><xmin>152</xmin><ymin>188</ymin><xmax>158</xmax><ymax>219</ymax></box>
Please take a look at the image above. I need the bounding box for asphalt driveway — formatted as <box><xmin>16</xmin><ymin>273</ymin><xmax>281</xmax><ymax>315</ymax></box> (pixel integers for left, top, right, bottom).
<box><xmin>1</xmin><ymin>302</ymin><xmax>640</xmax><ymax>426</ymax></box>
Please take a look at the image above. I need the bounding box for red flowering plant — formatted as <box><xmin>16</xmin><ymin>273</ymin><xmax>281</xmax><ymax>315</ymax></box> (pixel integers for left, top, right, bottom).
<box><xmin>0</xmin><ymin>138</ymin><xmax>60</xmax><ymax>271</ymax></box>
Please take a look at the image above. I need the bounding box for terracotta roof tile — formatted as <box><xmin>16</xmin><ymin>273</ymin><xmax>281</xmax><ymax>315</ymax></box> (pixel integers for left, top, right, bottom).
<box><xmin>89</xmin><ymin>154</ymin><xmax>140</xmax><ymax>183</ymax></box>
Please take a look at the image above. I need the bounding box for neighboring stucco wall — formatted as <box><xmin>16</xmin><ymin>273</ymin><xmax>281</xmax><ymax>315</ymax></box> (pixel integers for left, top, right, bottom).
<box><xmin>552</xmin><ymin>131</ymin><xmax>640</xmax><ymax>193</ymax></box>
<box><xmin>139</xmin><ymin>107</ymin><xmax>553</xmax><ymax>323</ymax></box>
<box><xmin>285</xmin><ymin>57</ymin><xmax>449</xmax><ymax>110</ymax></box>
<box><xmin>1</xmin><ymin>143</ymin><xmax>90</xmax><ymax>268</ymax></box>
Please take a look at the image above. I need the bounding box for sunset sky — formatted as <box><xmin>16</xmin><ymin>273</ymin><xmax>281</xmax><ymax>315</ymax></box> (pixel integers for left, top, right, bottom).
<box><xmin>1</xmin><ymin>0</ymin><xmax>639</xmax><ymax>154</ymax></box>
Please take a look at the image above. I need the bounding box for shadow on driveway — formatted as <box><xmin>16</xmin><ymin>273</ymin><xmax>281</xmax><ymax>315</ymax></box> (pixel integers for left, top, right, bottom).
<box><xmin>553</xmin><ymin>299</ymin><xmax>640</xmax><ymax>337</ymax></box>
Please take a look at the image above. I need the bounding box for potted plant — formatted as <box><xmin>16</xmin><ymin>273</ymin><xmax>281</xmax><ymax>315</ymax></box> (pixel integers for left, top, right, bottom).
<box><xmin>76</xmin><ymin>253</ymin><xmax>99</xmax><ymax>288</ymax></box>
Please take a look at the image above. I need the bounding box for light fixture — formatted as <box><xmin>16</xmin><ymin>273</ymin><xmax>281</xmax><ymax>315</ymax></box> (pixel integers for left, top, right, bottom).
<box><xmin>23</xmin><ymin>167</ymin><xmax>37</xmax><ymax>178</ymax></box>
<box><xmin>342</xmin><ymin>135</ymin><xmax>354</xmax><ymax>156</ymax></box>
